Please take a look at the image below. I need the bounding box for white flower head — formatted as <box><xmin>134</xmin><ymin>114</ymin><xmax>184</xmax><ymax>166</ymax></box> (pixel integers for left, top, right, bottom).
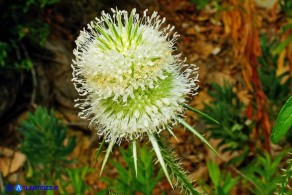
<box><xmin>72</xmin><ymin>8</ymin><xmax>199</xmax><ymax>143</ymax></box>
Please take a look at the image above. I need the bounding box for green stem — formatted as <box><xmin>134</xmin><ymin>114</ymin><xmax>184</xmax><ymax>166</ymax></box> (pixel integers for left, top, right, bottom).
<box><xmin>154</xmin><ymin>134</ymin><xmax>200</xmax><ymax>195</ymax></box>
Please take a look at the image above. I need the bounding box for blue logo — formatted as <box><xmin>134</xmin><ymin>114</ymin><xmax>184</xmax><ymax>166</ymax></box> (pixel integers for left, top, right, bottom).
<box><xmin>14</xmin><ymin>184</ymin><xmax>22</xmax><ymax>192</ymax></box>
<box><xmin>6</xmin><ymin>184</ymin><xmax>13</xmax><ymax>192</ymax></box>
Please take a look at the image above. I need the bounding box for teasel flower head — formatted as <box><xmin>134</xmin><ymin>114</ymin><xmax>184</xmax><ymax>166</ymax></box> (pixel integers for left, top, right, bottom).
<box><xmin>72</xmin><ymin>8</ymin><xmax>198</xmax><ymax>142</ymax></box>
<box><xmin>72</xmin><ymin>9</ymin><xmax>208</xmax><ymax>190</ymax></box>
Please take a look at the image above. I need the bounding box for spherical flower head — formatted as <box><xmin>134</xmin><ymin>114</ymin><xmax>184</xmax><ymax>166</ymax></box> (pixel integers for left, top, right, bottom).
<box><xmin>72</xmin><ymin>8</ymin><xmax>198</xmax><ymax>143</ymax></box>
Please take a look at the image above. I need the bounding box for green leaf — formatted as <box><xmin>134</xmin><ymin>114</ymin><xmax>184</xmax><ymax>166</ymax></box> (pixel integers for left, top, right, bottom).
<box><xmin>191</xmin><ymin>0</ymin><xmax>211</xmax><ymax>9</ymax></box>
<box><xmin>271</xmin><ymin>96</ymin><xmax>292</xmax><ymax>144</ymax></box>
<box><xmin>183</xmin><ymin>103</ymin><xmax>220</xmax><ymax>125</ymax></box>
<box><xmin>207</xmin><ymin>160</ymin><xmax>220</xmax><ymax>187</ymax></box>
<box><xmin>175</xmin><ymin>116</ymin><xmax>220</xmax><ymax>157</ymax></box>
<box><xmin>281</xmin><ymin>23</ymin><xmax>292</xmax><ymax>33</ymax></box>
<box><xmin>222</xmin><ymin>173</ymin><xmax>239</xmax><ymax>194</ymax></box>
<box><xmin>112</xmin><ymin>161</ymin><xmax>129</xmax><ymax>181</ymax></box>
<box><xmin>272</xmin><ymin>35</ymin><xmax>292</xmax><ymax>55</ymax></box>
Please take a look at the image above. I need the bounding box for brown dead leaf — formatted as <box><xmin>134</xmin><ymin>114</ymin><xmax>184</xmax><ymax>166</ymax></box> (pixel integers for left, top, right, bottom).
<box><xmin>254</xmin><ymin>0</ymin><xmax>277</xmax><ymax>9</ymax></box>
<box><xmin>236</xmin><ymin>89</ymin><xmax>252</xmax><ymax>105</ymax></box>
<box><xmin>191</xmin><ymin>90</ymin><xmax>212</xmax><ymax>110</ymax></box>
<box><xmin>0</xmin><ymin>147</ymin><xmax>26</xmax><ymax>177</ymax></box>
<box><xmin>186</xmin><ymin>27</ymin><xmax>196</xmax><ymax>35</ymax></box>
<box><xmin>277</xmin><ymin>49</ymin><xmax>288</xmax><ymax>75</ymax></box>
<box><xmin>206</xmin><ymin>138</ymin><xmax>240</xmax><ymax>164</ymax></box>
<box><xmin>189</xmin><ymin>165</ymin><xmax>208</xmax><ymax>181</ymax></box>
<box><xmin>242</xmin><ymin>65</ymin><xmax>254</xmax><ymax>91</ymax></box>
<box><xmin>207</xmin><ymin>71</ymin><xmax>236</xmax><ymax>87</ymax></box>
<box><xmin>193</xmin><ymin>40</ymin><xmax>215</xmax><ymax>59</ymax></box>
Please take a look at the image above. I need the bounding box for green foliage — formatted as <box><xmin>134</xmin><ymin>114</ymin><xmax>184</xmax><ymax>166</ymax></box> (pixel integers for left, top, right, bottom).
<box><xmin>15</xmin><ymin>59</ymin><xmax>33</xmax><ymax>71</ymax></box>
<box><xmin>242</xmin><ymin>152</ymin><xmax>287</xmax><ymax>195</ymax></box>
<box><xmin>17</xmin><ymin>107</ymin><xmax>97</xmax><ymax>194</ymax></box>
<box><xmin>280</xmin><ymin>0</ymin><xmax>292</xmax><ymax>17</ymax></box>
<box><xmin>191</xmin><ymin>0</ymin><xmax>212</xmax><ymax>9</ymax></box>
<box><xmin>24</xmin><ymin>0</ymin><xmax>59</xmax><ymax>11</ymax></box>
<box><xmin>15</xmin><ymin>22</ymin><xmax>51</xmax><ymax>45</ymax></box>
<box><xmin>258</xmin><ymin>35</ymin><xmax>291</xmax><ymax>111</ymax></box>
<box><xmin>278</xmin><ymin>154</ymin><xmax>292</xmax><ymax>195</ymax></box>
<box><xmin>203</xmin><ymin>83</ymin><xmax>250</xmax><ymax>154</ymax></box>
<box><xmin>61</xmin><ymin>166</ymin><xmax>94</xmax><ymax>195</ymax></box>
<box><xmin>200</xmin><ymin>161</ymin><xmax>239</xmax><ymax>195</ymax></box>
<box><xmin>102</xmin><ymin>144</ymin><xmax>162</xmax><ymax>195</ymax></box>
<box><xmin>272</xmin><ymin>35</ymin><xmax>292</xmax><ymax>55</ymax></box>
<box><xmin>18</xmin><ymin>107</ymin><xmax>76</xmax><ymax>184</ymax></box>
<box><xmin>258</xmin><ymin>35</ymin><xmax>292</xmax><ymax>143</ymax></box>
<box><xmin>190</xmin><ymin>0</ymin><xmax>223</xmax><ymax>10</ymax></box>
<box><xmin>0</xmin><ymin>42</ymin><xmax>8</xmax><ymax>67</ymax></box>
<box><xmin>0</xmin><ymin>0</ymin><xmax>58</xmax><ymax>70</ymax></box>
<box><xmin>271</xmin><ymin>96</ymin><xmax>292</xmax><ymax>144</ymax></box>
<box><xmin>0</xmin><ymin>41</ymin><xmax>33</xmax><ymax>70</ymax></box>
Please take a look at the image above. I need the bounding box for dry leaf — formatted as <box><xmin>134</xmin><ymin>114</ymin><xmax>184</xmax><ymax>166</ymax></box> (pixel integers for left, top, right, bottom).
<box><xmin>186</xmin><ymin>27</ymin><xmax>196</xmax><ymax>35</ymax></box>
<box><xmin>254</xmin><ymin>0</ymin><xmax>277</xmax><ymax>9</ymax></box>
<box><xmin>193</xmin><ymin>40</ymin><xmax>215</xmax><ymax>59</ymax></box>
<box><xmin>191</xmin><ymin>90</ymin><xmax>212</xmax><ymax>110</ymax></box>
<box><xmin>0</xmin><ymin>147</ymin><xmax>26</xmax><ymax>177</ymax></box>
<box><xmin>277</xmin><ymin>49</ymin><xmax>289</xmax><ymax>76</ymax></box>
<box><xmin>207</xmin><ymin>72</ymin><xmax>235</xmax><ymax>87</ymax></box>
<box><xmin>236</xmin><ymin>89</ymin><xmax>252</xmax><ymax>105</ymax></box>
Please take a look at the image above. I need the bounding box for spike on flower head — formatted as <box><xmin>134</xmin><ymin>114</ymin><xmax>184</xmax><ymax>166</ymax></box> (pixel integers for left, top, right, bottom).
<box><xmin>72</xmin><ymin>9</ymin><xmax>198</xmax><ymax>142</ymax></box>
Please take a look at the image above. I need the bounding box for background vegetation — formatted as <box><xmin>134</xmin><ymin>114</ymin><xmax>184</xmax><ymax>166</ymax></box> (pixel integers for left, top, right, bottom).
<box><xmin>0</xmin><ymin>0</ymin><xmax>291</xmax><ymax>194</ymax></box>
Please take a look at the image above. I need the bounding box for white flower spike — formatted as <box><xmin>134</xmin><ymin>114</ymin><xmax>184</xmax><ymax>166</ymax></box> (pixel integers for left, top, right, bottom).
<box><xmin>72</xmin><ymin>8</ymin><xmax>216</xmax><ymax>193</ymax></box>
<box><xmin>72</xmin><ymin>8</ymin><xmax>198</xmax><ymax>142</ymax></box>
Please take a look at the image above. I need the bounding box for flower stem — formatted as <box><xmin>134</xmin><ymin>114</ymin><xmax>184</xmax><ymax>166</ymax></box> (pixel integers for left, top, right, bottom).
<box><xmin>154</xmin><ymin>134</ymin><xmax>200</xmax><ymax>195</ymax></box>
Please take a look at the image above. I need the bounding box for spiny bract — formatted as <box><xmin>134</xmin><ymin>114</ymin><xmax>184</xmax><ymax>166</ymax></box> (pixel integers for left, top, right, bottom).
<box><xmin>72</xmin><ymin>8</ymin><xmax>198</xmax><ymax>143</ymax></box>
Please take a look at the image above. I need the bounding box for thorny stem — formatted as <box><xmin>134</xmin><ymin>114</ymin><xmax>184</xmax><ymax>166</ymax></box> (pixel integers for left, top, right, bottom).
<box><xmin>154</xmin><ymin>134</ymin><xmax>200</xmax><ymax>195</ymax></box>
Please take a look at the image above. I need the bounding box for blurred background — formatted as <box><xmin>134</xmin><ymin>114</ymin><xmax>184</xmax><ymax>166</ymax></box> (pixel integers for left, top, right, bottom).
<box><xmin>0</xmin><ymin>0</ymin><xmax>291</xmax><ymax>194</ymax></box>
